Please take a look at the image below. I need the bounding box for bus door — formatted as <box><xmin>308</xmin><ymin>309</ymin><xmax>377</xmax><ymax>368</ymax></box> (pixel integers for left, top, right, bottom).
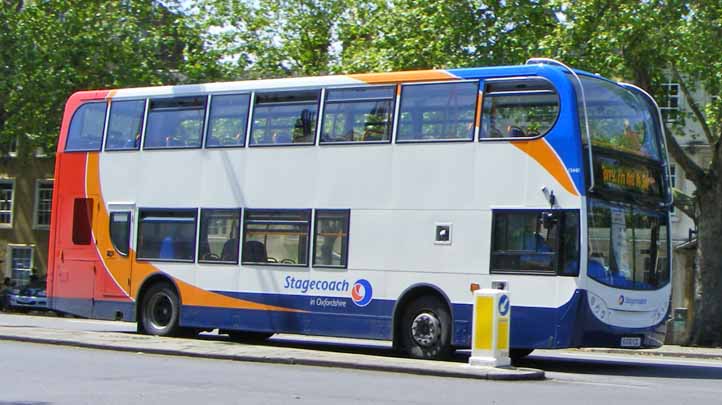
<box><xmin>53</xmin><ymin>195</ymin><xmax>98</xmax><ymax>318</ymax></box>
<box><xmin>101</xmin><ymin>203</ymin><xmax>135</xmax><ymax>301</ymax></box>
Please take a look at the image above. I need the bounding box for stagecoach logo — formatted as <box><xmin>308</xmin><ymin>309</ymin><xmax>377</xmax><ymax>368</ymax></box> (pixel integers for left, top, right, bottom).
<box><xmin>351</xmin><ymin>279</ymin><xmax>373</xmax><ymax>307</ymax></box>
<box><xmin>283</xmin><ymin>275</ymin><xmax>373</xmax><ymax>307</ymax></box>
<box><xmin>618</xmin><ymin>294</ymin><xmax>648</xmax><ymax>306</ymax></box>
<box><xmin>498</xmin><ymin>294</ymin><xmax>510</xmax><ymax>316</ymax></box>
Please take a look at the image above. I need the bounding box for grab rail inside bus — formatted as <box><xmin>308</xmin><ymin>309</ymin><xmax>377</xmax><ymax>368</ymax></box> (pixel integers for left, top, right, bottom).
<box><xmin>618</xmin><ymin>82</ymin><xmax>675</xmax><ymax>208</ymax></box>
<box><xmin>526</xmin><ymin>57</ymin><xmax>595</xmax><ymax>192</ymax></box>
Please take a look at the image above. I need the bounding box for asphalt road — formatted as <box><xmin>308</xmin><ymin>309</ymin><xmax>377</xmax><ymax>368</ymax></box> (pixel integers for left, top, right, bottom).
<box><xmin>3</xmin><ymin>313</ymin><xmax>722</xmax><ymax>404</ymax></box>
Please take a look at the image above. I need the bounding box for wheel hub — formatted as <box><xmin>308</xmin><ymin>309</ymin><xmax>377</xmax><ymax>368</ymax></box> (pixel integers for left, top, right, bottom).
<box><xmin>411</xmin><ymin>312</ymin><xmax>441</xmax><ymax>347</ymax></box>
<box><xmin>149</xmin><ymin>294</ymin><xmax>173</xmax><ymax>328</ymax></box>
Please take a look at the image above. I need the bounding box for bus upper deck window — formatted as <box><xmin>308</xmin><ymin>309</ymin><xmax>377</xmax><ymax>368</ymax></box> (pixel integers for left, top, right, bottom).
<box><xmin>321</xmin><ymin>86</ymin><xmax>394</xmax><ymax>144</ymax></box>
<box><xmin>106</xmin><ymin>100</ymin><xmax>146</xmax><ymax>151</ymax></box>
<box><xmin>397</xmin><ymin>81</ymin><xmax>478</xmax><ymax>142</ymax></box>
<box><xmin>250</xmin><ymin>91</ymin><xmax>320</xmax><ymax>146</ymax></box>
<box><xmin>144</xmin><ymin>96</ymin><xmax>206</xmax><ymax>149</ymax></box>
<box><xmin>65</xmin><ymin>102</ymin><xmax>107</xmax><ymax>152</ymax></box>
<box><xmin>480</xmin><ymin>78</ymin><xmax>559</xmax><ymax>140</ymax></box>
<box><xmin>206</xmin><ymin>94</ymin><xmax>251</xmax><ymax>148</ymax></box>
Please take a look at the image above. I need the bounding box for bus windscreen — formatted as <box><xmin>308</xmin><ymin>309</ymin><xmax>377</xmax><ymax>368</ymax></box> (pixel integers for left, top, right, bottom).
<box><xmin>580</xmin><ymin>76</ymin><xmax>663</xmax><ymax>162</ymax></box>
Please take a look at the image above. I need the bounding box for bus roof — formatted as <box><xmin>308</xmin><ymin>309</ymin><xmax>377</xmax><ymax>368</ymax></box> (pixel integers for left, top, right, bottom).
<box><xmin>70</xmin><ymin>63</ymin><xmax>584</xmax><ymax>101</ymax></box>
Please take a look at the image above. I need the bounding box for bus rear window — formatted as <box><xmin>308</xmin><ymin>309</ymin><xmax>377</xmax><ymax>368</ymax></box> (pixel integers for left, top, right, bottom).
<box><xmin>65</xmin><ymin>102</ymin><xmax>107</xmax><ymax>152</ymax></box>
<box><xmin>397</xmin><ymin>81</ymin><xmax>478</xmax><ymax>142</ymax></box>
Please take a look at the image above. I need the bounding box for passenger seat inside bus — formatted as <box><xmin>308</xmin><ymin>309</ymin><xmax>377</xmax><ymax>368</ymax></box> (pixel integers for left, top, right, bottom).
<box><xmin>242</xmin><ymin>240</ymin><xmax>267</xmax><ymax>263</ymax></box>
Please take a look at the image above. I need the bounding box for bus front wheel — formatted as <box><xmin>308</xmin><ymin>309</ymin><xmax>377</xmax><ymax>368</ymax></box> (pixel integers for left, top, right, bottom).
<box><xmin>399</xmin><ymin>296</ymin><xmax>452</xmax><ymax>360</ymax></box>
<box><xmin>140</xmin><ymin>283</ymin><xmax>181</xmax><ymax>337</ymax></box>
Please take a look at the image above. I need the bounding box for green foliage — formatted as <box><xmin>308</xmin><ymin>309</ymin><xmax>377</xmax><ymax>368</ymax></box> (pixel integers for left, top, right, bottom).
<box><xmin>0</xmin><ymin>0</ymin><xmax>223</xmax><ymax>157</ymax></box>
<box><xmin>199</xmin><ymin>0</ymin><xmax>560</xmax><ymax>76</ymax></box>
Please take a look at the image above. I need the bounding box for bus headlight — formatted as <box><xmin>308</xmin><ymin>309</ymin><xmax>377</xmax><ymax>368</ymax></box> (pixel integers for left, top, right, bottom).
<box><xmin>588</xmin><ymin>292</ymin><xmax>612</xmax><ymax>322</ymax></box>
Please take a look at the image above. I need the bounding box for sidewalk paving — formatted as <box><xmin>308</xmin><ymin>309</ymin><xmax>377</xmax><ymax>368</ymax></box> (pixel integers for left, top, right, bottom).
<box><xmin>0</xmin><ymin>316</ymin><xmax>544</xmax><ymax>381</ymax></box>
<box><xmin>574</xmin><ymin>345</ymin><xmax>722</xmax><ymax>361</ymax></box>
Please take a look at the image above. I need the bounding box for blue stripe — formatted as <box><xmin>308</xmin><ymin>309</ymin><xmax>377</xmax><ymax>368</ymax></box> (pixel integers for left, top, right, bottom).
<box><xmin>50</xmin><ymin>297</ymin><xmax>135</xmax><ymax>321</ymax></box>
<box><xmin>52</xmin><ymin>289</ymin><xmax>664</xmax><ymax>350</ymax></box>
<box><xmin>449</xmin><ymin>64</ymin><xmax>586</xmax><ymax>195</ymax></box>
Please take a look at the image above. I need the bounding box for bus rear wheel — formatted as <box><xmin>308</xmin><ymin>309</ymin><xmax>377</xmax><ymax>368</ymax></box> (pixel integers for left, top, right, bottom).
<box><xmin>140</xmin><ymin>283</ymin><xmax>181</xmax><ymax>337</ymax></box>
<box><xmin>399</xmin><ymin>296</ymin><xmax>452</xmax><ymax>360</ymax></box>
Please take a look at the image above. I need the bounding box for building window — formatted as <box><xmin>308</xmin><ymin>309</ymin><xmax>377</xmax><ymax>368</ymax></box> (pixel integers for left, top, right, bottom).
<box><xmin>491</xmin><ymin>210</ymin><xmax>579</xmax><ymax>275</ymax></box>
<box><xmin>660</xmin><ymin>83</ymin><xmax>680</xmax><ymax>123</ymax></box>
<box><xmin>242</xmin><ymin>209</ymin><xmax>311</xmax><ymax>266</ymax></box>
<box><xmin>397</xmin><ymin>81</ymin><xmax>478</xmax><ymax>142</ymax></box>
<box><xmin>313</xmin><ymin>210</ymin><xmax>350</xmax><ymax>268</ymax></box>
<box><xmin>137</xmin><ymin>209</ymin><xmax>197</xmax><ymax>261</ymax></box>
<box><xmin>0</xmin><ymin>180</ymin><xmax>14</xmax><ymax>227</ymax></box>
<box><xmin>321</xmin><ymin>86</ymin><xmax>394</xmax><ymax>143</ymax></box>
<box><xmin>33</xmin><ymin>180</ymin><xmax>54</xmax><ymax>230</ymax></box>
<box><xmin>199</xmin><ymin>209</ymin><xmax>241</xmax><ymax>264</ymax></box>
<box><xmin>8</xmin><ymin>245</ymin><xmax>34</xmax><ymax>287</ymax></box>
<box><xmin>144</xmin><ymin>97</ymin><xmax>206</xmax><ymax>149</ymax></box>
<box><xmin>250</xmin><ymin>91</ymin><xmax>320</xmax><ymax>145</ymax></box>
<box><xmin>65</xmin><ymin>102</ymin><xmax>107</xmax><ymax>152</ymax></box>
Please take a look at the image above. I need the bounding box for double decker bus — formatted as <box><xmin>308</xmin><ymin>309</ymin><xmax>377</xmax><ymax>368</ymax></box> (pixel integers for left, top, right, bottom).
<box><xmin>47</xmin><ymin>59</ymin><xmax>672</xmax><ymax>359</ymax></box>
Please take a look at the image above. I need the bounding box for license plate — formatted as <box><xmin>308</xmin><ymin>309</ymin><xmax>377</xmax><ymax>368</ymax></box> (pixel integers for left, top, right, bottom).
<box><xmin>620</xmin><ymin>337</ymin><xmax>642</xmax><ymax>348</ymax></box>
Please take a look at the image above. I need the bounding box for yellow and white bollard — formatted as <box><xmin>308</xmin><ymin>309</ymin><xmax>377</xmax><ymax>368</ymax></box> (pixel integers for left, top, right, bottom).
<box><xmin>469</xmin><ymin>289</ymin><xmax>511</xmax><ymax>367</ymax></box>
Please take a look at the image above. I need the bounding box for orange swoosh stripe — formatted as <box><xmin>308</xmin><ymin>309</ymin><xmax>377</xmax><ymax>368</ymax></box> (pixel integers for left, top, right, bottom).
<box><xmin>86</xmin><ymin>154</ymin><xmax>304</xmax><ymax>313</ymax></box>
<box><xmin>511</xmin><ymin>139</ymin><xmax>578</xmax><ymax>196</ymax></box>
<box><xmin>349</xmin><ymin>70</ymin><xmax>456</xmax><ymax>84</ymax></box>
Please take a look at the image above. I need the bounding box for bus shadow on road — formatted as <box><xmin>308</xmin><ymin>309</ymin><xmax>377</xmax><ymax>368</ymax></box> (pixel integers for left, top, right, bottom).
<box><xmin>514</xmin><ymin>354</ymin><xmax>722</xmax><ymax>380</ymax></box>
<box><xmin>193</xmin><ymin>332</ymin><xmax>401</xmax><ymax>357</ymax></box>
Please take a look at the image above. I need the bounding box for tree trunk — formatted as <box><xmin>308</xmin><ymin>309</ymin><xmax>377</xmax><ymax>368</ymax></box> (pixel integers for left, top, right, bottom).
<box><xmin>690</xmin><ymin>182</ymin><xmax>722</xmax><ymax>346</ymax></box>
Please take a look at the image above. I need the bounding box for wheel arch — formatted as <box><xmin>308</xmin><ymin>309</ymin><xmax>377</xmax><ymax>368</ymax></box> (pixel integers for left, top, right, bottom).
<box><xmin>391</xmin><ymin>283</ymin><xmax>454</xmax><ymax>350</ymax></box>
<box><xmin>135</xmin><ymin>272</ymin><xmax>181</xmax><ymax>331</ymax></box>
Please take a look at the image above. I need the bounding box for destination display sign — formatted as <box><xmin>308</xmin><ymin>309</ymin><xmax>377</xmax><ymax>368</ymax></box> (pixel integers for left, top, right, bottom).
<box><xmin>593</xmin><ymin>154</ymin><xmax>664</xmax><ymax>198</ymax></box>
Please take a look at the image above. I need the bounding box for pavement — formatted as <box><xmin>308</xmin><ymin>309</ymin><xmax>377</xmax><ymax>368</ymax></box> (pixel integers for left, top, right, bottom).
<box><xmin>3</xmin><ymin>312</ymin><xmax>721</xmax><ymax>381</ymax></box>
<box><xmin>0</xmin><ymin>313</ymin><xmax>544</xmax><ymax>381</ymax></box>
<box><xmin>575</xmin><ymin>344</ymin><xmax>722</xmax><ymax>361</ymax></box>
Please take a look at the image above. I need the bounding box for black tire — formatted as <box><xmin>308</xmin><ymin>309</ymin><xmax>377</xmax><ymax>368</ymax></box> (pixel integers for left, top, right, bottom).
<box><xmin>140</xmin><ymin>282</ymin><xmax>181</xmax><ymax>337</ymax></box>
<box><xmin>510</xmin><ymin>348</ymin><xmax>534</xmax><ymax>361</ymax></box>
<box><xmin>227</xmin><ymin>331</ymin><xmax>274</xmax><ymax>342</ymax></box>
<box><xmin>399</xmin><ymin>295</ymin><xmax>452</xmax><ymax>360</ymax></box>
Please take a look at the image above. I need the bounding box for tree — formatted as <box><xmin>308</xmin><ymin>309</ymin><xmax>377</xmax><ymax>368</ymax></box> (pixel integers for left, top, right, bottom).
<box><xmin>545</xmin><ymin>0</ymin><xmax>722</xmax><ymax>345</ymax></box>
<box><xmin>199</xmin><ymin>0</ymin><xmax>560</xmax><ymax>76</ymax></box>
<box><xmin>0</xmin><ymin>1</ymin><xmax>224</xmax><ymax>157</ymax></box>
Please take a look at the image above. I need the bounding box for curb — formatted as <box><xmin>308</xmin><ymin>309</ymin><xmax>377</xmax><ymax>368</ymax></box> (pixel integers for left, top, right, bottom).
<box><xmin>576</xmin><ymin>348</ymin><xmax>722</xmax><ymax>361</ymax></box>
<box><xmin>0</xmin><ymin>332</ymin><xmax>544</xmax><ymax>381</ymax></box>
